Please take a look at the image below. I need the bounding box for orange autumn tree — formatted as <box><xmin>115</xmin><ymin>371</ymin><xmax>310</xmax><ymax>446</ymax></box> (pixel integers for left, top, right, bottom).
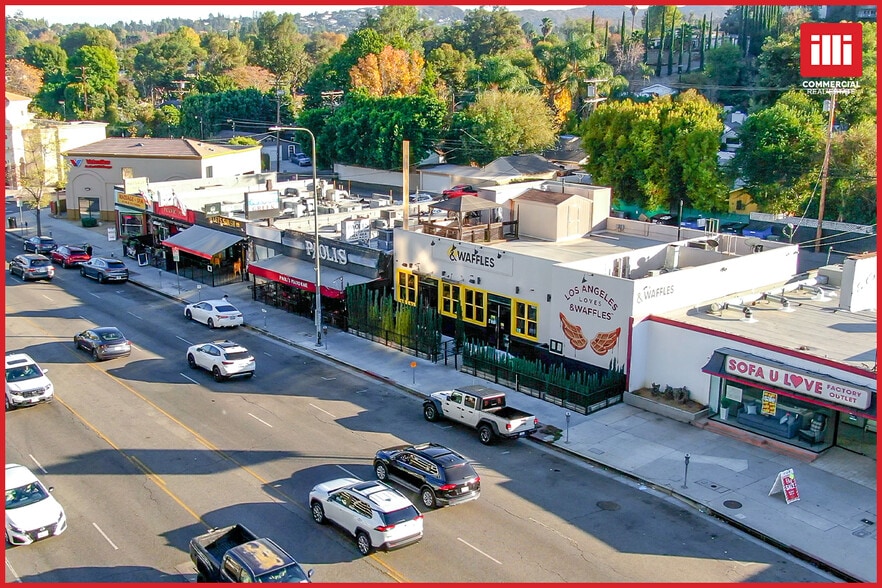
<box><xmin>349</xmin><ymin>46</ymin><xmax>424</xmax><ymax>98</ymax></box>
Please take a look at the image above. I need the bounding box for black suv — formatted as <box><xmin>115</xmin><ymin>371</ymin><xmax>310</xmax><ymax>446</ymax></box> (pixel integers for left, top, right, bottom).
<box><xmin>373</xmin><ymin>442</ymin><xmax>480</xmax><ymax>509</ymax></box>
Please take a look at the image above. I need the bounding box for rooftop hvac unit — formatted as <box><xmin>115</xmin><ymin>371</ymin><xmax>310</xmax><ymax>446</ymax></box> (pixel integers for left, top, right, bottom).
<box><xmin>381</xmin><ymin>209</ymin><xmax>400</xmax><ymax>221</ymax></box>
<box><xmin>376</xmin><ymin>228</ymin><xmax>394</xmax><ymax>243</ymax></box>
<box><xmin>373</xmin><ymin>218</ymin><xmax>389</xmax><ymax>229</ymax></box>
<box><xmin>647</xmin><ymin>269</ymin><xmax>663</xmax><ymax>278</ymax></box>
<box><xmin>664</xmin><ymin>244</ymin><xmax>680</xmax><ymax>270</ymax></box>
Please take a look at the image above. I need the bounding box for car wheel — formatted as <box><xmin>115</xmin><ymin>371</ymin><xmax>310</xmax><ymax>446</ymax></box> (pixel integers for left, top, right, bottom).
<box><xmin>355</xmin><ymin>531</ymin><xmax>372</xmax><ymax>556</ymax></box>
<box><xmin>374</xmin><ymin>462</ymin><xmax>388</xmax><ymax>481</ymax></box>
<box><xmin>421</xmin><ymin>487</ymin><xmax>437</xmax><ymax>509</ymax></box>
<box><xmin>212</xmin><ymin>366</ymin><xmax>224</xmax><ymax>382</ymax></box>
<box><xmin>62</xmin><ymin>260</ymin><xmax>69</xmax><ymax>269</ymax></box>
<box><xmin>207</xmin><ymin>318</ymin><xmax>215</xmax><ymax>329</ymax></box>
<box><xmin>423</xmin><ymin>403</ymin><xmax>438</xmax><ymax>422</ymax></box>
<box><xmin>5</xmin><ymin>395</ymin><xmax>12</xmax><ymax>411</ymax></box>
<box><xmin>80</xmin><ymin>268</ymin><xmax>86</xmax><ymax>277</ymax></box>
<box><xmin>187</xmin><ymin>354</ymin><xmax>197</xmax><ymax>369</ymax></box>
<box><xmin>310</xmin><ymin>502</ymin><xmax>326</xmax><ymax>524</ymax></box>
<box><xmin>98</xmin><ymin>273</ymin><xmax>106</xmax><ymax>284</ymax></box>
<box><xmin>478</xmin><ymin>424</ymin><xmax>495</xmax><ymax>445</ymax></box>
<box><xmin>185</xmin><ymin>309</ymin><xmax>192</xmax><ymax>320</ymax></box>
<box><xmin>92</xmin><ymin>348</ymin><xmax>101</xmax><ymax>361</ymax></box>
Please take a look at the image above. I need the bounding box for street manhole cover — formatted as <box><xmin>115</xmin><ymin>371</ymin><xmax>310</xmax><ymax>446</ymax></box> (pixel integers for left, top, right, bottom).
<box><xmin>723</xmin><ymin>500</ymin><xmax>743</xmax><ymax>509</ymax></box>
<box><xmin>597</xmin><ymin>501</ymin><xmax>620</xmax><ymax>511</ymax></box>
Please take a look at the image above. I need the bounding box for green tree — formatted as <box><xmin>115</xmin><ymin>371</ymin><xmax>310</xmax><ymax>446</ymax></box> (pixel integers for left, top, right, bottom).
<box><xmin>132</xmin><ymin>27</ymin><xmax>207</xmax><ymax>97</ymax></box>
<box><xmin>822</xmin><ymin>120</ymin><xmax>877</xmax><ymax>224</ymax></box>
<box><xmin>302</xmin><ymin>28</ymin><xmax>386</xmax><ymax>108</ymax></box>
<box><xmin>201</xmin><ymin>32</ymin><xmax>247</xmax><ymax>76</ymax></box>
<box><xmin>61</xmin><ymin>26</ymin><xmax>119</xmax><ymax>54</ymax></box>
<box><xmin>834</xmin><ymin>22</ymin><xmax>877</xmax><ymax>127</ymax></box>
<box><xmin>450</xmin><ymin>90</ymin><xmax>558</xmax><ymax>165</ymax></box>
<box><xmin>17</xmin><ymin>133</ymin><xmax>56</xmax><ymax>237</ymax></box>
<box><xmin>6</xmin><ymin>27</ymin><xmax>30</xmax><ymax>57</ymax></box>
<box><xmin>426</xmin><ymin>42</ymin><xmax>475</xmax><ymax>104</ymax></box>
<box><xmin>66</xmin><ymin>45</ymin><xmax>119</xmax><ymax>120</ymax></box>
<box><xmin>360</xmin><ymin>5</ymin><xmax>430</xmax><ymax>53</ymax></box>
<box><xmin>450</xmin><ymin>7</ymin><xmax>528</xmax><ymax>58</ymax></box>
<box><xmin>247</xmin><ymin>11</ymin><xmax>310</xmax><ymax>90</ymax></box>
<box><xmin>731</xmin><ymin>91</ymin><xmax>825</xmax><ymax>213</ymax></box>
<box><xmin>21</xmin><ymin>42</ymin><xmax>68</xmax><ymax>78</ymax></box>
<box><xmin>467</xmin><ymin>54</ymin><xmax>535</xmax><ymax>93</ymax></box>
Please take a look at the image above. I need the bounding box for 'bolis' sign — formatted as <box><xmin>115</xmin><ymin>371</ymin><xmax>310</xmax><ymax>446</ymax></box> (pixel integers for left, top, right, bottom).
<box><xmin>724</xmin><ymin>356</ymin><xmax>871</xmax><ymax>410</ymax></box>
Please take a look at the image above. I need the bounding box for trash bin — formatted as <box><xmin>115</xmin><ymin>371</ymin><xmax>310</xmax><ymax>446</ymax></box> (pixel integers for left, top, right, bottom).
<box><xmin>7</xmin><ymin>217</ymin><xmax>16</xmax><ymax>229</ymax></box>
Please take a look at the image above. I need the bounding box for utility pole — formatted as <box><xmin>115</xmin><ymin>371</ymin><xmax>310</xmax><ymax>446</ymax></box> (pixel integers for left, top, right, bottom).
<box><xmin>76</xmin><ymin>66</ymin><xmax>88</xmax><ymax>117</ymax></box>
<box><xmin>275</xmin><ymin>86</ymin><xmax>283</xmax><ymax>173</ymax></box>
<box><xmin>814</xmin><ymin>90</ymin><xmax>836</xmax><ymax>253</ymax></box>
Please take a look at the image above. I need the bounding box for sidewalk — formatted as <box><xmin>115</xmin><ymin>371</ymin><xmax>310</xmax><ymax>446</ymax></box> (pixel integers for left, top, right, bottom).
<box><xmin>8</xmin><ymin>212</ymin><xmax>877</xmax><ymax>582</ymax></box>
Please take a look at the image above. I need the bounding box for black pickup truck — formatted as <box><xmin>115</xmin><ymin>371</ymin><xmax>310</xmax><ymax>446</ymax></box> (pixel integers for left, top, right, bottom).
<box><xmin>189</xmin><ymin>524</ymin><xmax>314</xmax><ymax>583</ymax></box>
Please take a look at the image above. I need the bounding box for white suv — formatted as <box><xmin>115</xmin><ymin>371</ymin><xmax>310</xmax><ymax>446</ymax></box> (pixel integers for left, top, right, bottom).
<box><xmin>5</xmin><ymin>353</ymin><xmax>54</xmax><ymax>410</ymax></box>
<box><xmin>186</xmin><ymin>340</ymin><xmax>255</xmax><ymax>381</ymax></box>
<box><xmin>308</xmin><ymin>478</ymin><xmax>423</xmax><ymax>555</ymax></box>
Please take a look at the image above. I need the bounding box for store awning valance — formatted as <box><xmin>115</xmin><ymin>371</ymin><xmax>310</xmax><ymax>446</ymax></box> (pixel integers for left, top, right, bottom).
<box><xmin>248</xmin><ymin>255</ymin><xmax>376</xmax><ymax>299</ymax></box>
<box><xmin>161</xmin><ymin>225</ymin><xmax>243</xmax><ymax>260</ymax></box>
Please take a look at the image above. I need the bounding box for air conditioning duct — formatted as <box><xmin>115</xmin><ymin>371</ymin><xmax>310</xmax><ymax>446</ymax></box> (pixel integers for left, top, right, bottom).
<box><xmin>664</xmin><ymin>244</ymin><xmax>680</xmax><ymax>270</ymax></box>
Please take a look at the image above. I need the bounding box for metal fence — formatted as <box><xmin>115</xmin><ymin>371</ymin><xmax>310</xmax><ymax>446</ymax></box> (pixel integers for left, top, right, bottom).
<box><xmin>461</xmin><ymin>357</ymin><xmax>623</xmax><ymax>415</ymax></box>
<box><xmin>347</xmin><ymin>327</ymin><xmax>442</xmax><ymax>362</ymax></box>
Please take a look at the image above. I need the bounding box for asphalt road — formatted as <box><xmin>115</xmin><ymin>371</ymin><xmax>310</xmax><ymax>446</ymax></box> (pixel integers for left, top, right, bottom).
<box><xmin>5</xmin><ymin>242</ymin><xmax>835</xmax><ymax>583</ymax></box>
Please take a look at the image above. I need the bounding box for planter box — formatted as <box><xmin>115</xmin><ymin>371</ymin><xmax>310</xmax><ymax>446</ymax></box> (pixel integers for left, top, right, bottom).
<box><xmin>624</xmin><ymin>390</ymin><xmax>709</xmax><ymax>423</ymax></box>
<box><xmin>81</xmin><ymin>217</ymin><xmax>98</xmax><ymax>227</ymax></box>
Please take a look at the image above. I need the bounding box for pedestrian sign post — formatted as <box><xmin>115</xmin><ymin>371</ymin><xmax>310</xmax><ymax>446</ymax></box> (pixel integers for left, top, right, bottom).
<box><xmin>769</xmin><ymin>468</ymin><xmax>800</xmax><ymax>504</ymax></box>
<box><xmin>171</xmin><ymin>247</ymin><xmax>180</xmax><ymax>262</ymax></box>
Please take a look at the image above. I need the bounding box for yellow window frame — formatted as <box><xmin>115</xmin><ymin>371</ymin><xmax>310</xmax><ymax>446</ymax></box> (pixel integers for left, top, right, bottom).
<box><xmin>511</xmin><ymin>297</ymin><xmax>539</xmax><ymax>341</ymax></box>
<box><xmin>439</xmin><ymin>281</ymin><xmax>461</xmax><ymax>317</ymax></box>
<box><xmin>461</xmin><ymin>285</ymin><xmax>487</xmax><ymax>326</ymax></box>
<box><xmin>396</xmin><ymin>269</ymin><xmax>418</xmax><ymax>306</ymax></box>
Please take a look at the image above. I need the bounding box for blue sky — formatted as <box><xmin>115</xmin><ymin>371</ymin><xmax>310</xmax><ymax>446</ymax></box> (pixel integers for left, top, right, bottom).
<box><xmin>6</xmin><ymin>4</ymin><xmax>595</xmax><ymax>27</ymax></box>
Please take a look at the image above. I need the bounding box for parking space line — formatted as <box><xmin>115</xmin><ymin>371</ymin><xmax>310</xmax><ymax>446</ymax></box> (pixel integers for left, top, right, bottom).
<box><xmin>127</xmin><ymin>311</ymin><xmax>143</xmax><ymax>320</ymax></box>
<box><xmin>335</xmin><ymin>464</ymin><xmax>359</xmax><ymax>478</ymax></box>
<box><xmin>248</xmin><ymin>413</ymin><xmax>273</xmax><ymax>428</ymax></box>
<box><xmin>180</xmin><ymin>373</ymin><xmax>200</xmax><ymax>384</ymax></box>
<box><xmin>28</xmin><ymin>454</ymin><xmax>47</xmax><ymax>474</ymax></box>
<box><xmin>309</xmin><ymin>403</ymin><xmax>336</xmax><ymax>418</ymax></box>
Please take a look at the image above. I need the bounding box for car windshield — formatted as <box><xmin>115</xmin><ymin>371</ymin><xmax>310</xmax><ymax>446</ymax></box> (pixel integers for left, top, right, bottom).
<box><xmin>6</xmin><ymin>364</ymin><xmax>43</xmax><ymax>382</ymax></box>
<box><xmin>99</xmin><ymin>331</ymin><xmax>124</xmax><ymax>342</ymax></box>
<box><xmin>257</xmin><ymin>565</ymin><xmax>310</xmax><ymax>583</ymax></box>
<box><xmin>215</xmin><ymin>305</ymin><xmax>238</xmax><ymax>312</ymax></box>
<box><xmin>30</xmin><ymin>259</ymin><xmax>51</xmax><ymax>267</ymax></box>
<box><xmin>380</xmin><ymin>505</ymin><xmax>420</xmax><ymax>526</ymax></box>
<box><xmin>5</xmin><ymin>482</ymin><xmax>49</xmax><ymax>509</ymax></box>
<box><xmin>106</xmin><ymin>260</ymin><xmax>126</xmax><ymax>269</ymax></box>
<box><xmin>224</xmin><ymin>351</ymin><xmax>251</xmax><ymax>361</ymax></box>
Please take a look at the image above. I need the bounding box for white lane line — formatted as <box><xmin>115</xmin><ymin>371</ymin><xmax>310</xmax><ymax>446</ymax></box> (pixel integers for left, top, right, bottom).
<box><xmin>89</xmin><ymin>292</ymin><xmax>102</xmax><ymax>298</ymax></box>
<box><xmin>28</xmin><ymin>454</ymin><xmax>47</xmax><ymax>474</ymax></box>
<box><xmin>309</xmin><ymin>403</ymin><xmax>336</xmax><ymax>418</ymax></box>
<box><xmin>180</xmin><ymin>373</ymin><xmax>200</xmax><ymax>384</ymax></box>
<box><xmin>457</xmin><ymin>537</ymin><xmax>501</xmax><ymax>564</ymax></box>
<box><xmin>42</xmin><ymin>294</ymin><xmax>52</xmax><ymax>301</ymax></box>
<box><xmin>335</xmin><ymin>465</ymin><xmax>359</xmax><ymax>478</ymax></box>
<box><xmin>5</xmin><ymin>558</ymin><xmax>21</xmax><ymax>582</ymax></box>
<box><xmin>92</xmin><ymin>522</ymin><xmax>119</xmax><ymax>550</ymax></box>
<box><xmin>355</xmin><ymin>389</ymin><xmax>368</xmax><ymax>394</ymax></box>
<box><xmin>127</xmin><ymin>311</ymin><xmax>143</xmax><ymax>320</ymax></box>
<box><xmin>263</xmin><ymin>351</ymin><xmax>272</xmax><ymax>357</ymax></box>
<box><xmin>176</xmin><ymin>336</ymin><xmax>193</xmax><ymax>345</ymax></box>
<box><xmin>78</xmin><ymin>315</ymin><xmax>91</xmax><ymax>320</ymax></box>
<box><xmin>248</xmin><ymin>413</ymin><xmax>273</xmax><ymax>428</ymax></box>
<box><xmin>321</xmin><ymin>376</ymin><xmax>336</xmax><ymax>381</ymax></box>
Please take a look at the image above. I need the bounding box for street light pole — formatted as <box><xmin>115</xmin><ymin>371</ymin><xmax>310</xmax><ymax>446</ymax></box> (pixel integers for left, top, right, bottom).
<box><xmin>269</xmin><ymin>125</ymin><xmax>322</xmax><ymax>346</ymax></box>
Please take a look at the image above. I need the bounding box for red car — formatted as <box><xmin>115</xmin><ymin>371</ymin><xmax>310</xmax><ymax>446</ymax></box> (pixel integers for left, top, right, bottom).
<box><xmin>51</xmin><ymin>245</ymin><xmax>91</xmax><ymax>268</ymax></box>
<box><xmin>442</xmin><ymin>184</ymin><xmax>478</xmax><ymax>199</ymax></box>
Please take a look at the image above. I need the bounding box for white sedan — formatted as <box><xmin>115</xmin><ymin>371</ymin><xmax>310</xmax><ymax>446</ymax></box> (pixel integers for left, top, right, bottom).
<box><xmin>186</xmin><ymin>340</ymin><xmax>255</xmax><ymax>381</ymax></box>
<box><xmin>184</xmin><ymin>299</ymin><xmax>244</xmax><ymax>328</ymax></box>
<box><xmin>5</xmin><ymin>464</ymin><xmax>67</xmax><ymax>545</ymax></box>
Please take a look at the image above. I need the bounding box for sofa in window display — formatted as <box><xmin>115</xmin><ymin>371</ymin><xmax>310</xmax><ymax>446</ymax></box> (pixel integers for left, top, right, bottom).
<box><xmin>735</xmin><ymin>401</ymin><xmax>803</xmax><ymax>438</ymax></box>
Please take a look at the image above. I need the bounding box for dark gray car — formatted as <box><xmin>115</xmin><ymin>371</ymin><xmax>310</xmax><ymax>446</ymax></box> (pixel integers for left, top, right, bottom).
<box><xmin>79</xmin><ymin>257</ymin><xmax>129</xmax><ymax>283</ymax></box>
<box><xmin>22</xmin><ymin>236</ymin><xmax>57</xmax><ymax>254</ymax></box>
<box><xmin>73</xmin><ymin>327</ymin><xmax>132</xmax><ymax>361</ymax></box>
<box><xmin>8</xmin><ymin>254</ymin><xmax>55</xmax><ymax>281</ymax></box>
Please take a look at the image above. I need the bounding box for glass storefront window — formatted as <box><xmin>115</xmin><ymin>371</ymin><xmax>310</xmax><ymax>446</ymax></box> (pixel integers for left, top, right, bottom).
<box><xmin>716</xmin><ymin>383</ymin><xmax>835</xmax><ymax>452</ymax></box>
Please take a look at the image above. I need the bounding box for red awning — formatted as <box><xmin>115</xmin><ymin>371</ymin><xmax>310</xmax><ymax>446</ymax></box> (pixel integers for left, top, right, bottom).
<box><xmin>247</xmin><ymin>255</ymin><xmax>375</xmax><ymax>299</ymax></box>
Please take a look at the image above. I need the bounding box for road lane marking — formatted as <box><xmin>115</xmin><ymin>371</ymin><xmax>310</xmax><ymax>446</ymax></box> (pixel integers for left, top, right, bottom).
<box><xmin>176</xmin><ymin>336</ymin><xmax>193</xmax><ymax>345</ymax></box>
<box><xmin>42</xmin><ymin>294</ymin><xmax>52</xmax><ymax>301</ymax></box>
<box><xmin>92</xmin><ymin>522</ymin><xmax>119</xmax><ymax>550</ymax></box>
<box><xmin>180</xmin><ymin>373</ymin><xmax>200</xmax><ymax>384</ymax></box>
<box><xmin>335</xmin><ymin>465</ymin><xmax>359</xmax><ymax>478</ymax></box>
<box><xmin>457</xmin><ymin>537</ymin><xmax>502</xmax><ymax>564</ymax></box>
<box><xmin>321</xmin><ymin>376</ymin><xmax>336</xmax><ymax>381</ymax></box>
<box><xmin>263</xmin><ymin>351</ymin><xmax>272</xmax><ymax>357</ymax></box>
<box><xmin>28</xmin><ymin>454</ymin><xmax>47</xmax><ymax>474</ymax></box>
<box><xmin>248</xmin><ymin>413</ymin><xmax>273</xmax><ymax>427</ymax></box>
<box><xmin>5</xmin><ymin>558</ymin><xmax>21</xmax><ymax>582</ymax></box>
<box><xmin>309</xmin><ymin>403</ymin><xmax>336</xmax><ymax>418</ymax></box>
<box><xmin>127</xmin><ymin>311</ymin><xmax>143</xmax><ymax>320</ymax></box>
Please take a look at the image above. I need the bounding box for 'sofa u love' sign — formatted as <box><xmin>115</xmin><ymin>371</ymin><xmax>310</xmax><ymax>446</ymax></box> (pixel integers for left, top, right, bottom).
<box><xmin>725</xmin><ymin>356</ymin><xmax>870</xmax><ymax>410</ymax></box>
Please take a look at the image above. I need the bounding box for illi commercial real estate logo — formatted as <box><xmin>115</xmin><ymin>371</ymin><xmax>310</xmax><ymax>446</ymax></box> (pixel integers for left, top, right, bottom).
<box><xmin>799</xmin><ymin>22</ymin><xmax>862</xmax><ymax>95</ymax></box>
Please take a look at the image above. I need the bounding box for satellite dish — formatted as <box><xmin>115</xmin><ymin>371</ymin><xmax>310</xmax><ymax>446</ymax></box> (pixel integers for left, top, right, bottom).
<box><xmin>706</xmin><ymin>239</ymin><xmax>719</xmax><ymax>248</ymax></box>
<box><xmin>744</xmin><ymin>237</ymin><xmax>763</xmax><ymax>248</ymax></box>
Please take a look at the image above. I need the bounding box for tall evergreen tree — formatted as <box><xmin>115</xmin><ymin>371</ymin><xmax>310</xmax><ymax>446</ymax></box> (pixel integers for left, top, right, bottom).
<box><xmin>666</xmin><ymin>12</ymin><xmax>675</xmax><ymax>75</ymax></box>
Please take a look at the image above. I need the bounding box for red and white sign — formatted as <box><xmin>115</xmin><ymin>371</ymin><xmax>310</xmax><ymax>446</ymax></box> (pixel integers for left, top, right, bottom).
<box><xmin>724</xmin><ymin>356</ymin><xmax>871</xmax><ymax>410</ymax></box>
<box><xmin>769</xmin><ymin>468</ymin><xmax>800</xmax><ymax>504</ymax></box>
<box><xmin>247</xmin><ymin>264</ymin><xmax>345</xmax><ymax>299</ymax></box>
<box><xmin>800</xmin><ymin>22</ymin><xmax>862</xmax><ymax>78</ymax></box>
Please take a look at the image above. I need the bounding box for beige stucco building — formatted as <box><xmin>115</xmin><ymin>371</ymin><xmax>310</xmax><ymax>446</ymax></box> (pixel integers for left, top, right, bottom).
<box><xmin>64</xmin><ymin>137</ymin><xmax>262</xmax><ymax>221</ymax></box>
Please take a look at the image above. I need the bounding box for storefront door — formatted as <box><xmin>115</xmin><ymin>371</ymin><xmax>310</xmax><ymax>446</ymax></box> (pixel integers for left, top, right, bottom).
<box><xmin>487</xmin><ymin>302</ymin><xmax>510</xmax><ymax>351</ymax></box>
<box><xmin>836</xmin><ymin>413</ymin><xmax>877</xmax><ymax>460</ymax></box>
